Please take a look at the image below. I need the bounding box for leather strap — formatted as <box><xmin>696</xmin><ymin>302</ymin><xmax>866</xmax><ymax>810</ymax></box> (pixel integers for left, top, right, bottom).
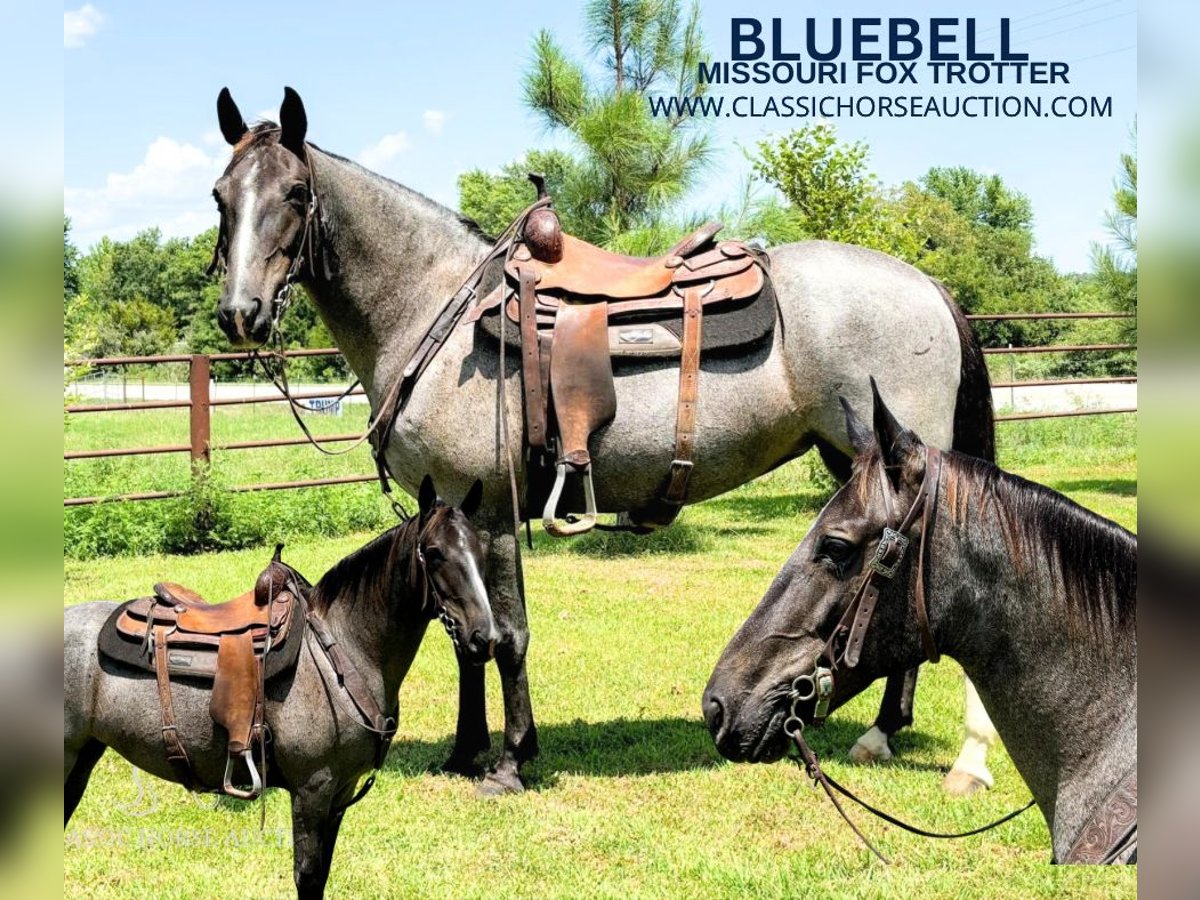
<box><xmin>843</xmin><ymin>584</ymin><xmax>879</xmax><ymax>669</ymax></box>
<box><xmin>822</xmin><ymin>447</ymin><xmax>943</xmax><ymax>674</ymax></box>
<box><xmin>632</xmin><ymin>287</ymin><xmax>704</xmax><ymax>527</ymax></box>
<box><xmin>517</xmin><ymin>265</ymin><xmax>547</xmax><ymax>449</ymax></box>
<box><xmin>1063</xmin><ymin>768</ymin><xmax>1137</xmax><ymax>864</ymax></box>
<box><xmin>153</xmin><ymin>625</ymin><xmax>194</xmax><ymax>788</ymax></box>
<box><xmin>913</xmin><ymin>449</ymin><xmax>943</xmax><ymax>663</ymax></box>
<box><xmin>791</xmin><ymin>728</ymin><xmax>1034</xmax><ymax>865</ymax></box>
<box><xmin>306</xmin><ymin>613</ymin><xmax>397</xmax><ymax>767</ymax></box>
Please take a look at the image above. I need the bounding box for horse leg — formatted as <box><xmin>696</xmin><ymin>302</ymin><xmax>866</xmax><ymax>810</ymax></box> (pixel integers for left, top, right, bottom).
<box><xmin>291</xmin><ymin>780</ymin><xmax>337</xmax><ymax>899</ymax></box>
<box><xmin>943</xmin><ymin>675</ymin><xmax>997</xmax><ymax>795</ymax></box>
<box><xmin>477</xmin><ymin>527</ymin><xmax>537</xmax><ymax>796</ymax></box>
<box><xmin>849</xmin><ymin>668</ymin><xmax>918</xmax><ymax>764</ymax></box>
<box><xmin>815</xmin><ymin>438</ymin><xmax>853</xmax><ymax>485</ymax></box>
<box><xmin>442</xmin><ymin>659</ymin><xmax>489</xmax><ymax>777</ymax></box>
<box><xmin>64</xmin><ymin>738</ymin><xmax>106</xmax><ymax>826</ymax></box>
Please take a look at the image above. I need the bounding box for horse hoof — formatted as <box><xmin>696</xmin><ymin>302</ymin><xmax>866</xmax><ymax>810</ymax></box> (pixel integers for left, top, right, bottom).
<box><xmin>476</xmin><ymin>769</ymin><xmax>524</xmax><ymax>797</ymax></box>
<box><xmin>440</xmin><ymin>755</ymin><xmax>484</xmax><ymax>779</ymax></box>
<box><xmin>943</xmin><ymin>768</ymin><xmax>991</xmax><ymax>796</ymax></box>
<box><xmin>848</xmin><ymin>726</ymin><xmax>893</xmax><ymax>765</ymax></box>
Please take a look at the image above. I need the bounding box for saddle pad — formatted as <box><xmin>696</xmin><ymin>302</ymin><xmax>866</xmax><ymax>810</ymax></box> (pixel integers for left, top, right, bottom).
<box><xmin>478</xmin><ymin>278</ymin><xmax>777</xmax><ymax>359</ymax></box>
<box><xmin>97</xmin><ymin>595</ymin><xmax>304</xmax><ymax>682</ymax></box>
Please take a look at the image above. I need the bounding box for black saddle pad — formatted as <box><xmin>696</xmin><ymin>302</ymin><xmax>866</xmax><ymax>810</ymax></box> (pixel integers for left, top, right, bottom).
<box><xmin>97</xmin><ymin>595</ymin><xmax>306</xmax><ymax>683</ymax></box>
<box><xmin>477</xmin><ymin>278</ymin><xmax>777</xmax><ymax>361</ymax></box>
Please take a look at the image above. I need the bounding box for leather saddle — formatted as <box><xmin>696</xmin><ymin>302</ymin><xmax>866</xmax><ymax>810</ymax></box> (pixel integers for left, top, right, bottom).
<box><xmin>97</xmin><ymin>545</ymin><xmax>309</xmax><ymax>799</ymax></box>
<box><xmin>465</xmin><ymin>175</ymin><xmax>772</xmax><ymax>536</ymax></box>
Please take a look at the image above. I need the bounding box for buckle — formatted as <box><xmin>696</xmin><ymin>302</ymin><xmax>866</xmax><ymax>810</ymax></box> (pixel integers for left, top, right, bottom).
<box><xmin>869</xmin><ymin>528</ymin><xmax>909</xmax><ymax>579</ymax></box>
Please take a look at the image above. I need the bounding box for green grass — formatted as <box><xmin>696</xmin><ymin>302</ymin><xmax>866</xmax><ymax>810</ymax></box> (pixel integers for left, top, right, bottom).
<box><xmin>64</xmin><ymin>404</ymin><xmax>395</xmax><ymax>558</ymax></box>
<box><xmin>63</xmin><ymin>416</ymin><xmax>1136</xmax><ymax>897</ymax></box>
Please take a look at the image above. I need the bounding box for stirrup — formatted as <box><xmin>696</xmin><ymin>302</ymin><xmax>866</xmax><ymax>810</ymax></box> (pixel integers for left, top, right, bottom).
<box><xmin>543</xmin><ymin>460</ymin><xmax>598</xmax><ymax>537</ymax></box>
<box><xmin>222</xmin><ymin>749</ymin><xmax>263</xmax><ymax>800</ymax></box>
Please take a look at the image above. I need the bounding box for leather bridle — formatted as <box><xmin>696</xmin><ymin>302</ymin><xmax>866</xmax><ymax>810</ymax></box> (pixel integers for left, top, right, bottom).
<box><xmin>785</xmin><ymin>446</ymin><xmax>944</xmax><ymax>735</ymax></box>
<box><xmin>781</xmin><ymin>446</ymin><xmax>1036</xmax><ymax>863</ymax></box>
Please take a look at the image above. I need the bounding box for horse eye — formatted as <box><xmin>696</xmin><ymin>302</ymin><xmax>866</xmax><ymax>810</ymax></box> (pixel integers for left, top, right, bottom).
<box><xmin>286</xmin><ymin>184</ymin><xmax>309</xmax><ymax>205</ymax></box>
<box><xmin>212</xmin><ymin>189</ymin><xmax>225</xmax><ymax>210</ymax></box>
<box><xmin>818</xmin><ymin>536</ymin><xmax>855</xmax><ymax>566</ymax></box>
<box><xmin>423</xmin><ymin>546</ymin><xmax>445</xmax><ymax>563</ymax></box>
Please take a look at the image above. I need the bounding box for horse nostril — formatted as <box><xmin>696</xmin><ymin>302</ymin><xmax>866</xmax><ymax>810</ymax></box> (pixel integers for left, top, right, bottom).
<box><xmin>466</xmin><ymin>629</ymin><xmax>491</xmax><ymax>660</ymax></box>
<box><xmin>704</xmin><ymin>692</ymin><xmax>725</xmax><ymax>737</ymax></box>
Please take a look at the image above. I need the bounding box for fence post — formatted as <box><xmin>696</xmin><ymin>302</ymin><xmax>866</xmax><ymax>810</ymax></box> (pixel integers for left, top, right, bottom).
<box><xmin>189</xmin><ymin>354</ymin><xmax>211</xmax><ymax>474</ymax></box>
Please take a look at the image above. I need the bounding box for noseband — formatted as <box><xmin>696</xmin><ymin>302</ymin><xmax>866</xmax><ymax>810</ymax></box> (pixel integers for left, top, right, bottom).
<box><xmin>786</xmin><ymin>446</ymin><xmax>943</xmax><ymax>734</ymax></box>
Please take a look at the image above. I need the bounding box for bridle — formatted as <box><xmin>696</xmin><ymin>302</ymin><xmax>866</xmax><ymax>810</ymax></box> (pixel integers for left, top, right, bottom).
<box><xmin>208</xmin><ymin>141</ymin><xmax>411</xmax><ymax>505</ymax></box>
<box><xmin>408</xmin><ymin>515</ymin><xmax>477</xmax><ymax>653</ymax></box>
<box><xmin>207</xmin><ymin>138</ymin><xmax>523</xmax><ymax>521</ymax></box>
<box><xmin>786</xmin><ymin>446</ymin><xmax>944</xmax><ymax>737</ymax></box>
<box><xmin>781</xmin><ymin>446</ymin><xmax>1035</xmax><ymax>863</ymax></box>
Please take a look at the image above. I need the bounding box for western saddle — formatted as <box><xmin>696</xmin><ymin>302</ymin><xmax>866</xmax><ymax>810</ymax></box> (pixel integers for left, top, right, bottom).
<box><xmin>98</xmin><ymin>546</ymin><xmax>308</xmax><ymax>799</ymax></box>
<box><xmin>463</xmin><ymin>175</ymin><xmax>771</xmax><ymax>535</ymax></box>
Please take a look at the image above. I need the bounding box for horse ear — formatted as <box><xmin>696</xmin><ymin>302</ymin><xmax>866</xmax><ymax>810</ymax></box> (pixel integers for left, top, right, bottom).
<box><xmin>418</xmin><ymin>475</ymin><xmax>437</xmax><ymax>517</ymax></box>
<box><xmin>217</xmin><ymin>87</ymin><xmax>248</xmax><ymax>146</ymax></box>
<box><xmin>279</xmin><ymin>86</ymin><xmax>308</xmax><ymax>156</ymax></box>
<box><xmin>869</xmin><ymin>377</ymin><xmax>924</xmax><ymax>485</ymax></box>
<box><xmin>460</xmin><ymin>479</ymin><xmax>484</xmax><ymax>519</ymax></box>
<box><xmin>839</xmin><ymin>395</ymin><xmax>874</xmax><ymax>456</ymax></box>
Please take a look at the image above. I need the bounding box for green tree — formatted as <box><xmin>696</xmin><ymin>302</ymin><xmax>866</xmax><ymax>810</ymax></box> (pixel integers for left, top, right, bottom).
<box><xmin>920</xmin><ymin>167</ymin><xmax>1034</xmax><ymax>232</ymax></box>
<box><xmin>458</xmin><ymin>149</ymin><xmax>580</xmax><ymax>236</ymax></box>
<box><xmin>64</xmin><ymin>218</ymin><xmax>80</xmax><ymax>302</ymax></box>
<box><xmin>1091</xmin><ymin>133</ymin><xmax>1137</xmax><ymax>332</ymax></box>
<box><xmin>512</xmin><ymin>0</ymin><xmax>712</xmax><ymax>244</ymax></box>
<box><xmin>749</xmin><ymin>123</ymin><xmax>879</xmax><ymax>243</ymax></box>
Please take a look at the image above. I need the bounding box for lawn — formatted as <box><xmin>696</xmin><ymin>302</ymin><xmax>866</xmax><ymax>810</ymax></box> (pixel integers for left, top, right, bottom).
<box><xmin>63</xmin><ymin>416</ymin><xmax>1136</xmax><ymax>898</ymax></box>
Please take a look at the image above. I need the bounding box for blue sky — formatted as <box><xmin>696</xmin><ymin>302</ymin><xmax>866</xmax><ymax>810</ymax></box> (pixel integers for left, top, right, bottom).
<box><xmin>64</xmin><ymin>0</ymin><xmax>1135</xmax><ymax>272</ymax></box>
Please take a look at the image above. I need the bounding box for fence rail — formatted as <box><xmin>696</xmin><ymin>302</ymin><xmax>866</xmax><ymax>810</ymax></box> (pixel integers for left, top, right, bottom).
<box><xmin>64</xmin><ymin>312</ymin><xmax>1136</xmax><ymax>507</ymax></box>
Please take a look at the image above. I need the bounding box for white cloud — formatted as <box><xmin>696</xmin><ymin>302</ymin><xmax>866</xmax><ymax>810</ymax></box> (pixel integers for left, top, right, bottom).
<box><xmin>64</xmin><ymin>5</ymin><xmax>104</xmax><ymax>49</ymax></box>
<box><xmin>422</xmin><ymin>110</ymin><xmax>447</xmax><ymax>135</ymax></box>
<box><xmin>358</xmin><ymin>131</ymin><xmax>411</xmax><ymax>170</ymax></box>
<box><xmin>65</xmin><ymin>136</ymin><xmax>229</xmax><ymax>247</ymax></box>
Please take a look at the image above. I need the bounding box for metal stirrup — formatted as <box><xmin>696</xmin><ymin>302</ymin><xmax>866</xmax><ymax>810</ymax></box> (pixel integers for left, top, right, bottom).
<box><xmin>222</xmin><ymin>750</ymin><xmax>264</xmax><ymax>801</ymax></box>
<box><xmin>543</xmin><ymin>461</ymin><xmax>599</xmax><ymax>537</ymax></box>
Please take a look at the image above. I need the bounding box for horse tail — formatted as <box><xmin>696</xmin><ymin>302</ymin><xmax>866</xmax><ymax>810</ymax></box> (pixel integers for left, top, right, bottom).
<box><xmin>933</xmin><ymin>278</ymin><xmax>995</xmax><ymax>463</ymax></box>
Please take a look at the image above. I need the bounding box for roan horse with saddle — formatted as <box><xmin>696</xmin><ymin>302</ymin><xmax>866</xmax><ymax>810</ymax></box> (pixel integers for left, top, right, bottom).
<box><xmin>66</xmin><ymin>478</ymin><xmax>497</xmax><ymax>897</ymax></box>
<box><xmin>459</xmin><ymin>175</ymin><xmax>773</xmax><ymax>536</ymax></box>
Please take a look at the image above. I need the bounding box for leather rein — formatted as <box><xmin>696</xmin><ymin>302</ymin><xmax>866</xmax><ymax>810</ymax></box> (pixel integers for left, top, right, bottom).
<box><xmin>782</xmin><ymin>446</ymin><xmax>1035</xmax><ymax>863</ymax></box>
<box><xmin>211</xmin><ymin>143</ymin><xmax>532</xmax><ymax>520</ymax></box>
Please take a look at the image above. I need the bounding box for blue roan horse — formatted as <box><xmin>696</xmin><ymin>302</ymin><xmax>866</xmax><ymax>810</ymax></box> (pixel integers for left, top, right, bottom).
<box><xmin>705</xmin><ymin>382</ymin><xmax>1136</xmax><ymax>863</ymax></box>
<box><xmin>207</xmin><ymin>87</ymin><xmax>1003</xmax><ymax>796</ymax></box>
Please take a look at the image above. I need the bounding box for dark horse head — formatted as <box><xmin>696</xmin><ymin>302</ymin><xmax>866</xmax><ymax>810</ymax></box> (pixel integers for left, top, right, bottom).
<box><xmin>704</xmin><ymin>379</ymin><xmax>940</xmax><ymax>762</ymax></box>
<box><xmin>209</xmin><ymin>86</ymin><xmax>327</xmax><ymax>347</ymax></box>
<box><xmin>311</xmin><ymin>475</ymin><xmax>498</xmax><ymax>664</ymax></box>
<box><xmin>408</xmin><ymin>475</ymin><xmax>497</xmax><ymax>663</ymax></box>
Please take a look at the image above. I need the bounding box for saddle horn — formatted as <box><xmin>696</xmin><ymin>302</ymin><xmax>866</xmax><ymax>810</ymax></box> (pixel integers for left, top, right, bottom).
<box><xmin>523</xmin><ymin>173</ymin><xmax>562</xmax><ymax>263</ymax></box>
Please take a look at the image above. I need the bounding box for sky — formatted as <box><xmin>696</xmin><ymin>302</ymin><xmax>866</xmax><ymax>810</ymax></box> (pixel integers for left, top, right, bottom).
<box><xmin>64</xmin><ymin>0</ymin><xmax>1136</xmax><ymax>272</ymax></box>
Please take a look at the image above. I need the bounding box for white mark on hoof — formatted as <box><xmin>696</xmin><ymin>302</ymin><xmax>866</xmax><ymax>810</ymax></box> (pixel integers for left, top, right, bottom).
<box><xmin>848</xmin><ymin>725</ymin><xmax>893</xmax><ymax>765</ymax></box>
<box><xmin>943</xmin><ymin>768</ymin><xmax>992</xmax><ymax>796</ymax></box>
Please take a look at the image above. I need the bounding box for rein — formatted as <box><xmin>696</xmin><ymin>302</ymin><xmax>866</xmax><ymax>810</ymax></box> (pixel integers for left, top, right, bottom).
<box><xmin>783</xmin><ymin>446</ymin><xmax>1034</xmax><ymax>862</ymax></box>
<box><xmin>219</xmin><ymin>142</ymin><xmax>536</xmax><ymax>523</ymax></box>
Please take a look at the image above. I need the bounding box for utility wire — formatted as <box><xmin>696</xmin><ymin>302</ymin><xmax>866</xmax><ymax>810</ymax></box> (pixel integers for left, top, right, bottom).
<box><xmin>974</xmin><ymin>0</ymin><xmax>1125</xmax><ymax>37</ymax></box>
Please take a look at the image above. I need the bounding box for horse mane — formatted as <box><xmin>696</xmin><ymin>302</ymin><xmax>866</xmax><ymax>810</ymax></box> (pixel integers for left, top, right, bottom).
<box><xmin>228</xmin><ymin>121</ymin><xmax>493</xmax><ymax>242</ymax></box>
<box><xmin>852</xmin><ymin>448</ymin><xmax>1136</xmax><ymax>638</ymax></box>
<box><xmin>942</xmin><ymin>451</ymin><xmax>1136</xmax><ymax>637</ymax></box>
<box><xmin>308</xmin><ymin>516</ymin><xmax>419</xmax><ymax>615</ymax></box>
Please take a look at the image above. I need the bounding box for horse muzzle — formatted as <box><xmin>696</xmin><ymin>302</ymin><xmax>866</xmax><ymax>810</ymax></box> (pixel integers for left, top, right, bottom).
<box><xmin>218</xmin><ymin>296</ymin><xmax>272</xmax><ymax>348</ymax></box>
<box><xmin>702</xmin><ymin>685</ymin><xmax>790</xmax><ymax>763</ymax></box>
